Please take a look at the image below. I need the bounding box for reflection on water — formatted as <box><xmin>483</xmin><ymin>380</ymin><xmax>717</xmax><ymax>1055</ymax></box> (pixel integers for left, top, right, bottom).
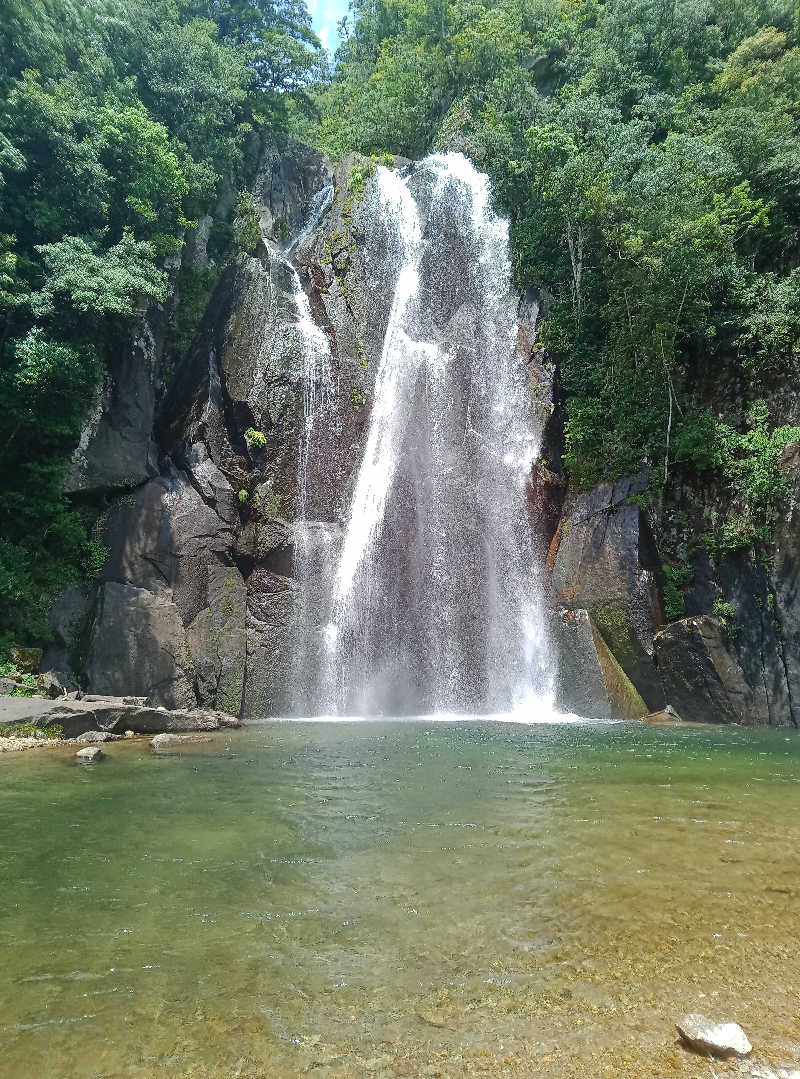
<box><xmin>1</xmin><ymin>720</ymin><xmax>799</xmax><ymax>1078</ymax></box>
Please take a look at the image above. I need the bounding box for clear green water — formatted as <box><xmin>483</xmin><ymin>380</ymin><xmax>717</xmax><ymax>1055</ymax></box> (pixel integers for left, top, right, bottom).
<box><xmin>2</xmin><ymin>720</ymin><xmax>800</xmax><ymax>1079</ymax></box>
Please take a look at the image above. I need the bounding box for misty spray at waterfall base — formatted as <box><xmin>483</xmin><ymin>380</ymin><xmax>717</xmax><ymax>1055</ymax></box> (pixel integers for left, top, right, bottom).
<box><xmin>289</xmin><ymin>154</ymin><xmax>553</xmax><ymax>718</ymax></box>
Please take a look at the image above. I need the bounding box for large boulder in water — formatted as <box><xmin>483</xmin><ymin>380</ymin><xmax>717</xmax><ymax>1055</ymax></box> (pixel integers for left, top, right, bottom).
<box><xmin>552</xmin><ymin>607</ymin><xmax>647</xmax><ymax>718</ymax></box>
<box><xmin>653</xmin><ymin>615</ymin><xmax>757</xmax><ymax>724</ymax></box>
<box><xmin>550</xmin><ymin>472</ymin><xmax>665</xmax><ymax>710</ymax></box>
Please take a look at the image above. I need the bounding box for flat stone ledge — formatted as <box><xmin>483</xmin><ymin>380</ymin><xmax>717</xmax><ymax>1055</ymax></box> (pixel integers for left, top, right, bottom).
<box><xmin>0</xmin><ymin>694</ymin><xmax>241</xmax><ymax>738</ymax></box>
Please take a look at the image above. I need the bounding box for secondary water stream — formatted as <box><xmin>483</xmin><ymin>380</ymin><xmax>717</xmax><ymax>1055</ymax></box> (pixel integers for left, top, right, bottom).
<box><xmin>2</xmin><ymin>721</ymin><xmax>799</xmax><ymax>1079</ymax></box>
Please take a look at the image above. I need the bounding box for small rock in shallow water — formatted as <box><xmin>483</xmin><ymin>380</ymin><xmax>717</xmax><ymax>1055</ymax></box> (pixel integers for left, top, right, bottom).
<box><xmin>123</xmin><ymin>730</ymin><xmax>136</xmax><ymax>738</ymax></box>
<box><xmin>76</xmin><ymin>730</ymin><xmax>120</xmax><ymax>743</ymax></box>
<box><xmin>677</xmin><ymin>1014</ymin><xmax>752</xmax><ymax>1058</ymax></box>
<box><xmin>75</xmin><ymin>746</ymin><xmax>105</xmax><ymax>763</ymax></box>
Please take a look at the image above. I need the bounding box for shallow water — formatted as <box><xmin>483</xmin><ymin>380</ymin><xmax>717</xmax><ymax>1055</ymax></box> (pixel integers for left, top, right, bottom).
<box><xmin>2</xmin><ymin>720</ymin><xmax>799</xmax><ymax>1078</ymax></box>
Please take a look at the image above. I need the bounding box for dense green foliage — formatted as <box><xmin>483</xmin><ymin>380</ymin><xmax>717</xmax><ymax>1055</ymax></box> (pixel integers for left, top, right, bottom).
<box><xmin>0</xmin><ymin>0</ymin><xmax>322</xmax><ymax>649</ymax></box>
<box><xmin>317</xmin><ymin>0</ymin><xmax>800</xmax><ymax>544</ymax></box>
<box><xmin>5</xmin><ymin>0</ymin><xmax>800</xmax><ymax>656</ymax></box>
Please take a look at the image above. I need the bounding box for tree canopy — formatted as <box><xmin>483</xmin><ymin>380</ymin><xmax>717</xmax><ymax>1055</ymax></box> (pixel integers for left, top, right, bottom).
<box><xmin>317</xmin><ymin>0</ymin><xmax>800</xmax><ymax>513</ymax></box>
<box><xmin>0</xmin><ymin>0</ymin><xmax>323</xmax><ymax>648</ymax></box>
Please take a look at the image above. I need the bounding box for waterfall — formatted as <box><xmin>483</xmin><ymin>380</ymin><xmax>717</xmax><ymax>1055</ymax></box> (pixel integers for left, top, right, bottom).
<box><xmin>303</xmin><ymin>153</ymin><xmax>554</xmax><ymax>717</ymax></box>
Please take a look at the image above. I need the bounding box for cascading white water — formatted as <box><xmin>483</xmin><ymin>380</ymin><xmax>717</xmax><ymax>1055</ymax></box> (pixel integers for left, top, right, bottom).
<box><xmin>289</xmin><ymin>265</ymin><xmax>335</xmax><ymax>515</ymax></box>
<box><xmin>310</xmin><ymin>153</ymin><xmax>554</xmax><ymax>716</ymax></box>
<box><xmin>330</xmin><ymin>167</ymin><xmax>430</xmax><ymax>602</ymax></box>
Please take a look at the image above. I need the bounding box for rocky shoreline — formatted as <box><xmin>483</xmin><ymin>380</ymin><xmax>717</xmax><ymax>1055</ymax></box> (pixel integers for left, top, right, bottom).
<box><xmin>0</xmin><ymin>693</ymin><xmax>240</xmax><ymax>753</ymax></box>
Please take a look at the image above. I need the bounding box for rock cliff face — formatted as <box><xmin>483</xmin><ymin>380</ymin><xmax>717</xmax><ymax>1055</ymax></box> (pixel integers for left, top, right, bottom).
<box><xmin>51</xmin><ymin>139</ymin><xmax>800</xmax><ymax>725</ymax></box>
<box><xmin>546</xmin><ymin>461</ymin><xmax>800</xmax><ymax>725</ymax></box>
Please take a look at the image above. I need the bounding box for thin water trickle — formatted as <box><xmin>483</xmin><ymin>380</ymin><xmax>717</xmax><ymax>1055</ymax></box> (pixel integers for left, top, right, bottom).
<box><xmin>285</xmin><ymin>183</ymin><xmax>334</xmax><ymax>254</ymax></box>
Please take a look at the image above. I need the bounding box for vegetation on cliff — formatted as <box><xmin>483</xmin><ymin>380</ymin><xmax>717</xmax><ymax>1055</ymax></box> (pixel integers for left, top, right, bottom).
<box><xmin>0</xmin><ymin>0</ymin><xmax>324</xmax><ymax>648</ymax></box>
<box><xmin>316</xmin><ymin>0</ymin><xmax>800</xmax><ymax>541</ymax></box>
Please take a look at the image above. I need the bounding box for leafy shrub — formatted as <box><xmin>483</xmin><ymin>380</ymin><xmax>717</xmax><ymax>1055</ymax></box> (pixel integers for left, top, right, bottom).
<box><xmin>232</xmin><ymin>191</ymin><xmax>262</xmax><ymax>255</ymax></box>
<box><xmin>663</xmin><ymin>563</ymin><xmax>693</xmax><ymax>623</ymax></box>
<box><xmin>244</xmin><ymin>428</ymin><xmax>267</xmax><ymax>449</ymax></box>
<box><xmin>712</xmin><ymin>597</ymin><xmax>738</xmax><ymax>637</ymax></box>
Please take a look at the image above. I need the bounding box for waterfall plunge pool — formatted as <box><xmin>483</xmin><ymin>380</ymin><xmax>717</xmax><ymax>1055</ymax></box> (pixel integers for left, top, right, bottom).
<box><xmin>2</xmin><ymin>719</ymin><xmax>799</xmax><ymax>1078</ymax></box>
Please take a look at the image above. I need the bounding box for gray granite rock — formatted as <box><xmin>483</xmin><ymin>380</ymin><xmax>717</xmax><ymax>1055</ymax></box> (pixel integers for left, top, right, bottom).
<box><xmin>676</xmin><ymin>1013</ymin><xmax>752</xmax><ymax>1058</ymax></box>
<box><xmin>655</xmin><ymin>616</ymin><xmax>755</xmax><ymax>724</ymax></box>
<box><xmin>552</xmin><ymin>607</ymin><xmax>647</xmax><ymax>719</ymax></box>
<box><xmin>550</xmin><ymin>471</ymin><xmax>665</xmax><ymax>710</ymax></box>
<box><xmin>75</xmin><ymin>745</ymin><xmax>105</xmax><ymax>763</ymax></box>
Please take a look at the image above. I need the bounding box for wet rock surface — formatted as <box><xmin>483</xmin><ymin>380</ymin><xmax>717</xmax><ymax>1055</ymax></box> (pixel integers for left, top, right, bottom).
<box><xmin>43</xmin><ymin>136</ymin><xmax>800</xmax><ymax>723</ymax></box>
<box><xmin>552</xmin><ymin>607</ymin><xmax>646</xmax><ymax>718</ymax></box>
<box><xmin>550</xmin><ymin>471</ymin><xmax>665</xmax><ymax>711</ymax></box>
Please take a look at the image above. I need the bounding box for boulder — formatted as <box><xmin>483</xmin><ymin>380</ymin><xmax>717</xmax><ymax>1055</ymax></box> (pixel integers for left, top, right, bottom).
<box><xmin>150</xmin><ymin>732</ymin><xmax>213</xmax><ymax>750</ymax></box>
<box><xmin>75</xmin><ymin>731</ymin><xmax>122</xmax><ymax>744</ymax></box>
<box><xmin>550</xmin><ymin>472</ymin><xmax>665</xmax><ymax>710</ymax></box>
<box><xmin>552</xmin><ymin>607</ymin><xmax>647</xmax><ymax>719</ymax></box>
<box><xmin>654</xmin><ymin>616</ymin><xmax>755</xmax><ymax>724</ymax></box>
<box><xmin>75</xmin><ymin>746</ymin><xmax>105</xmax><ymax>763</ymax></box>
<box><xmin>39</xmin><ymin>672</ymin><xmax>69</xmax><ymax>698</ymax></box>
<box><xmin>0</xmin><ymin>677</ymin><xmax>15</xmax><ymax>696</ymax></box>
<box><xmin>676</xmin><ymin>1014</ymin><xmax>752</xmax><ymax>1058</ymax></box>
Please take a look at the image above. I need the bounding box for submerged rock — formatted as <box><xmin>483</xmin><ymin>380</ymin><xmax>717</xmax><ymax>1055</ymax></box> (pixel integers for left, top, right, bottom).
<box><xmin>75</xmin><ymin>746</ymin><xmax>105</xmax><ymax>763</ymax></box>
<box><xmin>642</xmin><ymin>704</ymin><xmax>684</xmax><ymax>724</ymax></box>
<box><xmin>747</xmin><ymin>1067</ymin><xmax>800</xmax><ymax>1079</ymax></box>
<box><xmin>676</xmin><ymin>1013</ymin><xmax>752</xmax><ymax>1058</ymax></box>
<box><xmin>150</xmin><ymin>732</ymin><xmax>213</xmax><ymax>751</ymax></box>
